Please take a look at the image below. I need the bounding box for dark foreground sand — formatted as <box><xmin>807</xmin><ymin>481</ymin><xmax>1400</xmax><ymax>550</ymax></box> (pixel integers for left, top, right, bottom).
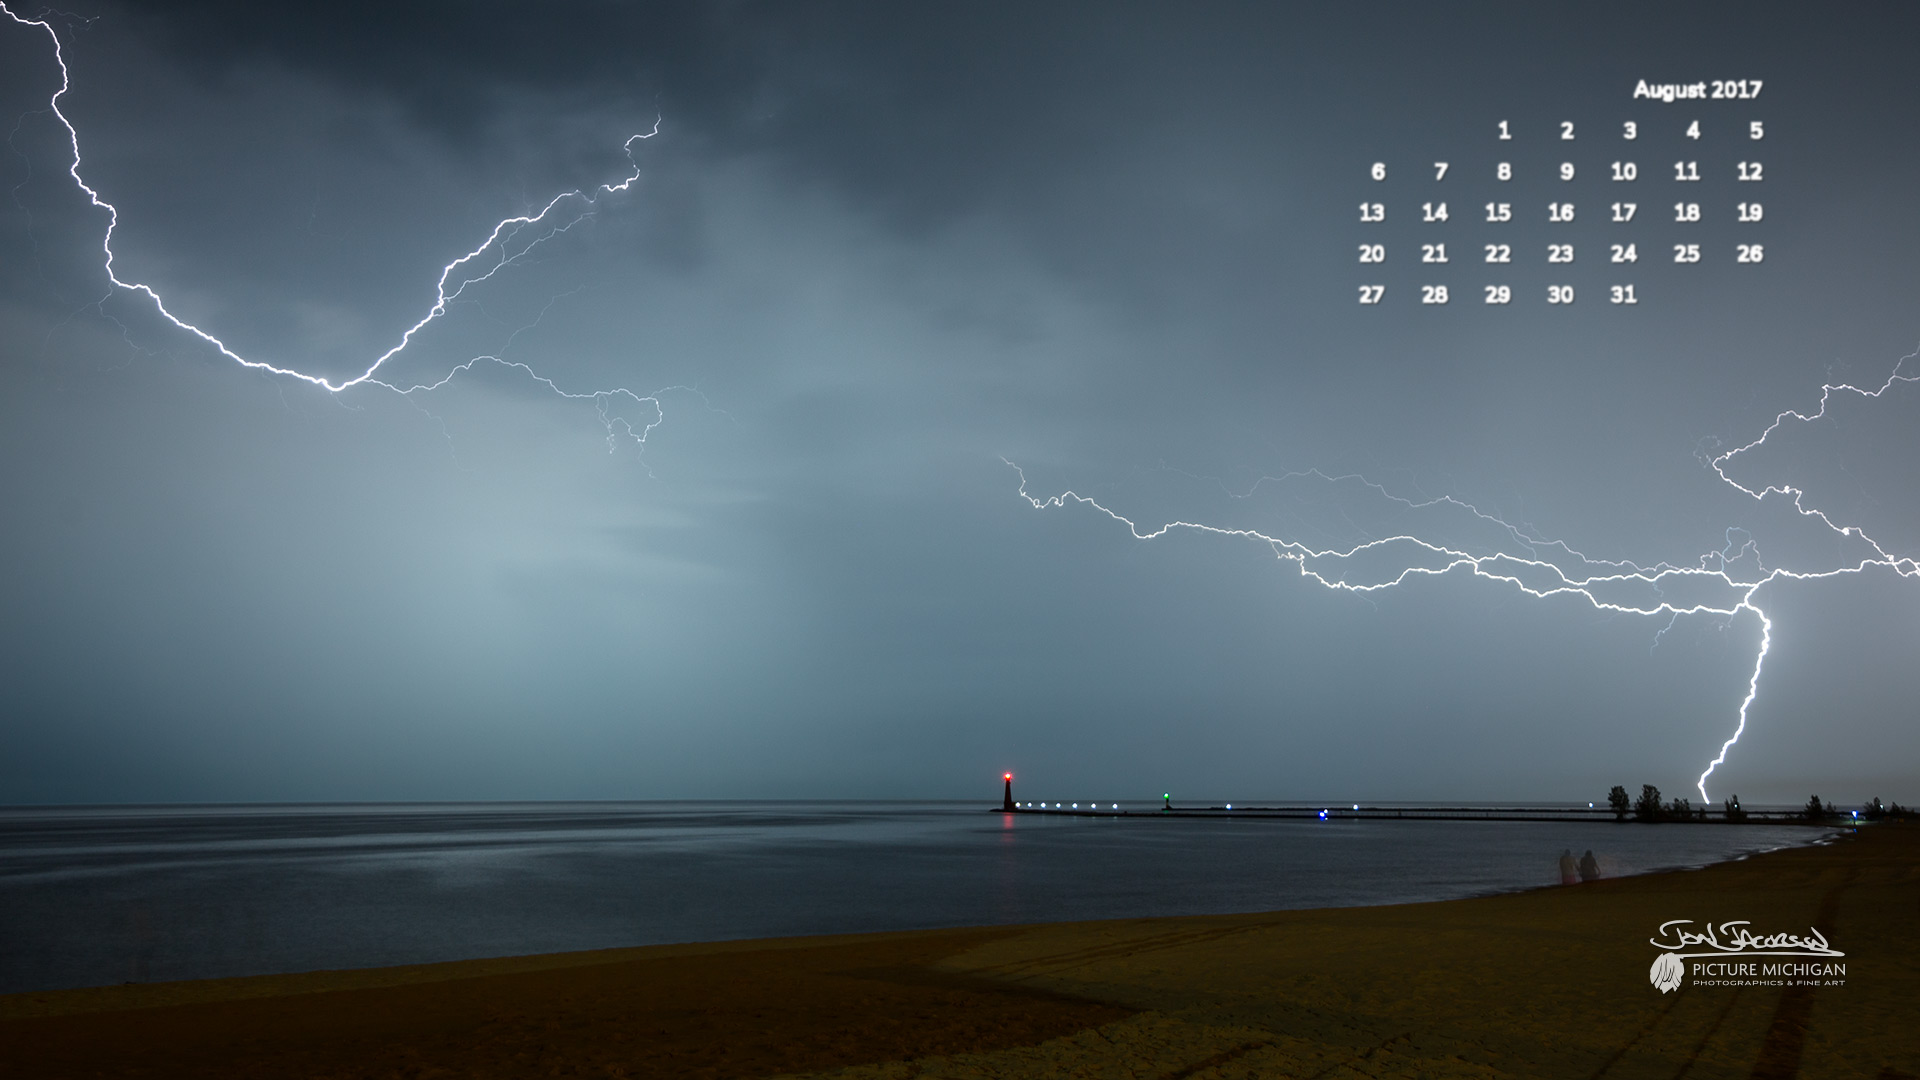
<box><xmin>3</xmin><ymin>823</ymin><xmax>1914</xmax><ymax>1079</ymax></box>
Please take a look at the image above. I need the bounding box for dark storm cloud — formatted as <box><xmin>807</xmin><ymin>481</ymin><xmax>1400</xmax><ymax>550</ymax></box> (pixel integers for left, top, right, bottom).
<box><xmin>109</xmin><ymin>0</ymin><xmax>751</xmax><ymax>135</ymax></box>
<box><xmin>102</xmin><ymin>1</ymin><xmax>1920</xmax><ymax>232</ymax></box>
<box><xmin>101</xmin><ymin>1</ymin><xmax>1351</xmax><ymax>245</ymax></box>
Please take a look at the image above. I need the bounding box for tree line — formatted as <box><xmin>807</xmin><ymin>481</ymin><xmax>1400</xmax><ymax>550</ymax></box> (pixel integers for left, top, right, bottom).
<box><xmin>1604</xmin><ymin>786</ymin><xmax>1910</xmax><ymax>822</ymax></box>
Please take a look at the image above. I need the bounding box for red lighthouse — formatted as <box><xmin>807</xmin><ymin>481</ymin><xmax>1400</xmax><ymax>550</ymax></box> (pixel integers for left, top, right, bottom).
<box><xmin>1001</xmin><ymin>773</ymin><xmax>1015</xmax><ymax>812</ymax></box>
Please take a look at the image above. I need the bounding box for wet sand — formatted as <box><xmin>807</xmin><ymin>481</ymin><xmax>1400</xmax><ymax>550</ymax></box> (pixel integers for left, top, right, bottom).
<box><xmin>3</xmin><ymin>822</ymin><xmax>1913</xmax><ymax>1079</ymax></box>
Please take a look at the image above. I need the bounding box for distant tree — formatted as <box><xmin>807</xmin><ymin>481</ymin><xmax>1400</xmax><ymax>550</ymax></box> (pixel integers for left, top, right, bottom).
<box><xmin>1635</xmin><ymin>785</ymin><xmax>1664</xmax><ymax>822</ymax></box>
<box><xmin>1724</xmin><ymin>795</ymin><xmax>1747</xmax><ymax>822</ymax></box>
<box><xmin>1803</xmin><ymin>794</ymin><xmax>1830</xmax><ymax>821</ymax></box>
<box><xmin>1608</xmin><ymin>785</ymin><xmax>1631</xmax><ymax>821</ymax></box>
<box><xmin>1669</xmin><ymin>796</ymin><xmax>1692</xmax><ymax>819</ymax></box>
<box><xmin>1864</xmin><ymin>797</ymin><xmax>1887</xmax><ymax>821</ymax></box>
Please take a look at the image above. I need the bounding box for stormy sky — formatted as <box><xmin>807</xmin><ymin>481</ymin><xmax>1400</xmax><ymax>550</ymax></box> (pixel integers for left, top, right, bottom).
<box><xmin>2</xmin><ymin>1</ymin><xmax>1916</xmax><ymax>806</ymax></box>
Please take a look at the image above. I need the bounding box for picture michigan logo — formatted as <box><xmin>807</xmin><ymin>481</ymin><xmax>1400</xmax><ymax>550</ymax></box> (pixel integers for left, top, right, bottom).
<box><xmin>1647</xmin><ymin>919</ymin><xmax>1846</xmax><ymax>993</ymax></box>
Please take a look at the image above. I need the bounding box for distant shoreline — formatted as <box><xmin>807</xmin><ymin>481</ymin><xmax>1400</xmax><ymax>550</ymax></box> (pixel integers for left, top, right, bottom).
<box><xmin>995</xmin><ymin>803</ymin><xmax>1835</xmax><ymax>824</ymax></box>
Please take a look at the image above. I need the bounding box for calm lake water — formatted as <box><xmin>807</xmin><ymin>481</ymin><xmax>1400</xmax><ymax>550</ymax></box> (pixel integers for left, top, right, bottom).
<box><xmin>0</xmin><ymin>801</ymin><xmax>1823</xmax><ymax>993</ymax></box>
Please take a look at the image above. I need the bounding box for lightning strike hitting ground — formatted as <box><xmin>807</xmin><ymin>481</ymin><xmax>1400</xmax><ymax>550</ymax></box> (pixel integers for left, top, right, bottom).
<box><xmin>1010</xmin><ymin>353</ymin><xmax>1918</xmax><ymax>801</ymax></box>
<box><xmin>2</xmin><ymin>4</ymin><xmax>688</xmax><ymax>451</ymax></box>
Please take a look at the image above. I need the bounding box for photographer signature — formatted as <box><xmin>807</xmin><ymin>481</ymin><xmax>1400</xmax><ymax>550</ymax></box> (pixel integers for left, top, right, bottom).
<box><xmin>1650</xmin><ymin>920</ymin><xmax>1843</xmax><ymax>957</ymax></box>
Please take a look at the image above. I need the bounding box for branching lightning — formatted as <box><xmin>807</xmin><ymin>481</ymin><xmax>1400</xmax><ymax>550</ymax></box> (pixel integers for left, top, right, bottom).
<box><xmin>2</xmin><ymin>4</ymin><xmax>692</xmax><ymax>452</ymax></box>
<box><xmin>10</xmin><ymin>7</ymin><xmax>1914</xmax><ymax>800</ymax></box>
<box><xmin>1009</xmin><ymin>351</ymin><xmax>1919</xmax><ymax>801</ymax></box>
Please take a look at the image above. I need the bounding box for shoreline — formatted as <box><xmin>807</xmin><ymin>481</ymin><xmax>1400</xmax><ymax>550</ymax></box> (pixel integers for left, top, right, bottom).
<box><xmin>0</xmin><ymin>817</ymin><xmax>1830</xmax><ymax>999</ymax></box>
<box><xmin>4</xmin><ymin>822</ymin><xmax>1912</xmax><ymax>1078</ymax></box>
<box><xmin>0</xmin><ymin>827</ymin><xmax>1823</xmax><ymax>1019</ymax></box>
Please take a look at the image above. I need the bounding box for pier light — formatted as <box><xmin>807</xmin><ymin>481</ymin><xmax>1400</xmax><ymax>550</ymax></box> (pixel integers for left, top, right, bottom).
<box><xmin>1004</xmin><ymin>773</ymin><xmax>1012</xmax><ymax>781</ymax></box>
<box><xmin>1226</xmin><ymin>804</ymin><xmax>1231</xmax><ymax>810</ymax></box>
<box><xmin>1112</xmin><ymin>803</ymin><xmax>1118</xmax><ymax>809</ymax></box>
<box><xmin>1319</xmin><ymin>809</ymin><xmax>1328</xmax><ymax>820</ymax></box>
<box><xmin>1353</xmin><ymin>804</ymin><xmax>1359</xmax><ymax>810</ymax></box>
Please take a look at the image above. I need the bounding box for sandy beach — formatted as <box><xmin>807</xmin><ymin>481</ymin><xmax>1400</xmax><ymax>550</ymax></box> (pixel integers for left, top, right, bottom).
<box><xmin>3</xmin><ymin>822</ymin><xmax>1911</xmax><ymax>1079</ymax></box>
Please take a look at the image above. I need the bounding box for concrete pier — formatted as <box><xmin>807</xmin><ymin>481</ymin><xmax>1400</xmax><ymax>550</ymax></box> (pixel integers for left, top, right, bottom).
<box><xmin>991</xmin><ymin>802</ymin><xmax>1822</xmax><ymax>825</ymax></box>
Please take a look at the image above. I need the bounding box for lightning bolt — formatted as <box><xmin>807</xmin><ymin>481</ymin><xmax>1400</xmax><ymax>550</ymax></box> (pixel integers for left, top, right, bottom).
<box><xmin>1008</xmin><ymin>352</ymin><xmax>1918</xmax><ymax>801</ymax></box>
<box><xmin>2</xmin><ymin>4</ymin><xmax>694</xmax><ymax>451</ymax></box>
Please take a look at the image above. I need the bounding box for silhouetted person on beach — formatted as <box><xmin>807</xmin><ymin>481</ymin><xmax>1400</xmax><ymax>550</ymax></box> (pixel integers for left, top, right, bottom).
<box><xmin>1559</xmin><ymin>849</ymin><xmax>1578</xmax><ymax>885</ymax></box>
<box><xmin>1578</xmin><ymin>850</ymin><xmax>1600</xmax><ymax>882</ymax></box>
